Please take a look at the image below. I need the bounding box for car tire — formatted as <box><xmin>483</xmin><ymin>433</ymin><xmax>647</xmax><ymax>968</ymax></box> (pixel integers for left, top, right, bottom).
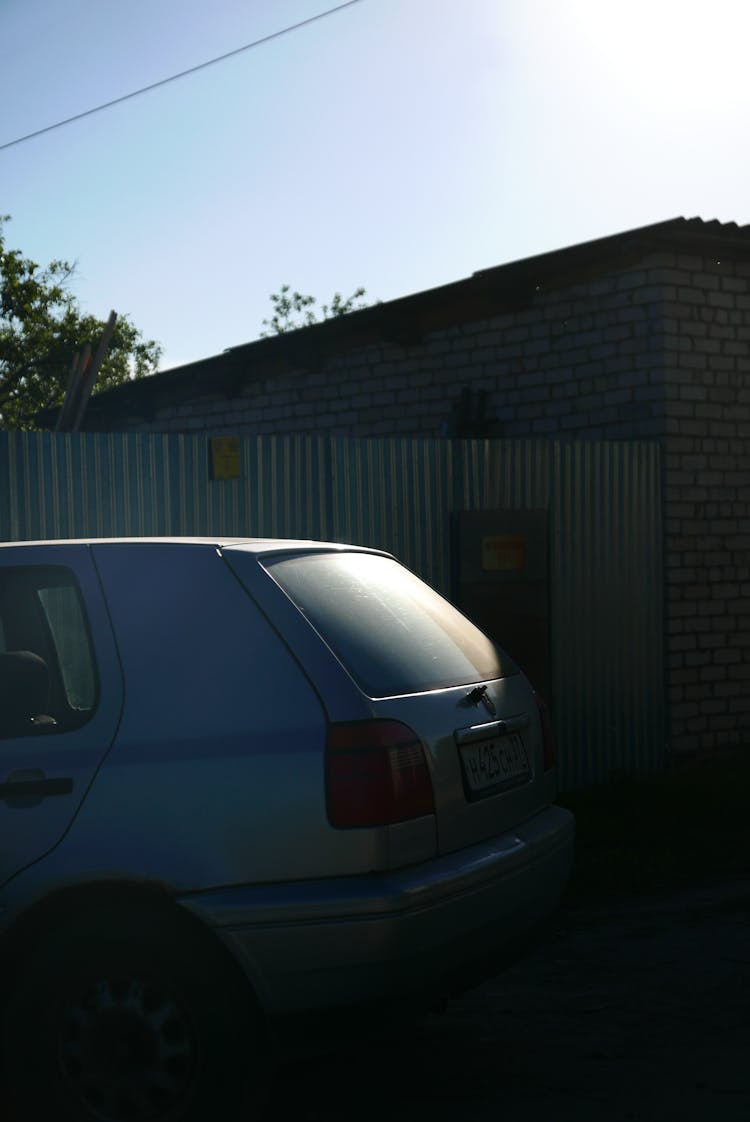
<box><xmin>3</xmin><ymin>899</ymin><xmax>270</xmax><ymax>1122</ymax></box>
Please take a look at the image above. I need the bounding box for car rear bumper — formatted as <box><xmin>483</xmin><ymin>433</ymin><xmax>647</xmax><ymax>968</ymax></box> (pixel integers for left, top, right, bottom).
<box><xmin>176</xmin><ymin>804</ymin><xmax>575</xmax><ymax>1015</ymax></box>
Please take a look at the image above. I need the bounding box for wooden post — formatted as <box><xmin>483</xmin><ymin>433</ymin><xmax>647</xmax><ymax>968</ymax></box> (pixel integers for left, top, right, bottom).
<box><xmin>54</xmin><ymin>311</ymin><xmax>118</xmax><ymax>432</ymax></box>
<box><xmin>55</xmin><ymin>345</ymin><xmax>90</xmax><ymax>433</ymax></box>
<box><xmin>69</xmin><ymin>311</ymin><xmax>117</xmax><ymax>432</ymax></box>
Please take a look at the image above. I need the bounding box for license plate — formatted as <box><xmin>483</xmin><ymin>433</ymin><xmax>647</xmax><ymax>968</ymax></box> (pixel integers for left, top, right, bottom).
<box><xmin>459</xmin><ymin>733</ymin><xmax>530</xmax><ymax>799</ymax></box>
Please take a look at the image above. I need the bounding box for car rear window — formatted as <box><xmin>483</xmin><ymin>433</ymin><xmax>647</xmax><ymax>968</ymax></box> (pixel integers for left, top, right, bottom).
<box><xmin>262</xmin><ymin>551</ymin><xmax>517</xmax><ymax>697</ymax></box>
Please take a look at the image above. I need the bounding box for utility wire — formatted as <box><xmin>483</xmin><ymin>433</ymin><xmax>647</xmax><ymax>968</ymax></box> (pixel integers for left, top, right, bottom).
<box><xmin>0</xmin><ymin>0</ymin><xmax>366</xmax><ymax>153</ymax></box>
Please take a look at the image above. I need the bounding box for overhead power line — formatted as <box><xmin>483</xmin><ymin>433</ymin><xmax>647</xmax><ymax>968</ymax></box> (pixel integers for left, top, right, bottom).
<box><xmin>0</xmin><ymin>0</ymin><xmax>366</xmax><ymax>153</ymax></box>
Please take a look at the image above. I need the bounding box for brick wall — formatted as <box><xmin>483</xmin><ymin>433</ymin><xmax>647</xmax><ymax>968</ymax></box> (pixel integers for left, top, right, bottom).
<box><xmin>133</xmin><ymin>257</ymin><xmax>671</xmax><ymax>441</ymax></box>
<box><xmin>659</xmin><ymin>255</ymin><xmax>750</xmax><ymax>756</ymax></box>
<box><xmin>118</xmin><ymin>251</ymin><xmax>750</xmax><ymax>759</ymax></box>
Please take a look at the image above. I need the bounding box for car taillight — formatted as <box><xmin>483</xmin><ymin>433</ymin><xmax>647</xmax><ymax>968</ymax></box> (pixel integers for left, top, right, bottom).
<box><xmin>326</xmin><ymin>720</ymin><xmax>436</xmax><ymax>828</ymax></box>
<box><xmin>535</xmin><ymin>693</ymin><xmax>555</xmax><ymax>771</ymax></box>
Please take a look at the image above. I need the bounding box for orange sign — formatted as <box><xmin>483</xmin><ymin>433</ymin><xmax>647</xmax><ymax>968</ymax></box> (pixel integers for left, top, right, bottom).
<box><xmin>481</xmin><ymin>534</ymin><xmax>526</xmax><ymax>572</ymax></box>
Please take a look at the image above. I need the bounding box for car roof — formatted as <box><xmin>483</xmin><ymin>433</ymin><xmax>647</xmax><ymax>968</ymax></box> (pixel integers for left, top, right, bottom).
<box><xmin>0</xmin><ymin>536</ymin><xmax>385</xmax><ymax>556</ymax></box>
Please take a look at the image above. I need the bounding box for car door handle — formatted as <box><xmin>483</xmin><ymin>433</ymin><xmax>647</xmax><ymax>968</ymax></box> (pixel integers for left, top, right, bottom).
<box><xmin>0</xmin><ymin>768</ymin><xmax>74</xmax><ymax>803</ymax></box>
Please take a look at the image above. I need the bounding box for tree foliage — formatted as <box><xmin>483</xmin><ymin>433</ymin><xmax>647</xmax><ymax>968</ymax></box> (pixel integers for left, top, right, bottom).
<box><xmin>0</xmin><ymin>216</ymin><xmax>161</xmax><ymax>429</ymax></box>
<box><xmin>261</xmin><ymin>284</ymin><xmax>369</xmax><ymax>336</ymax></box>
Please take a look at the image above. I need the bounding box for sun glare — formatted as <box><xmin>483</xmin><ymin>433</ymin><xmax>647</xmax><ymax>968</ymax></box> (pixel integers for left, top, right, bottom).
<box><xmin>568</xmin><ymin>0</ymin><xmax>750</xmax><ymax>118</ymax></box>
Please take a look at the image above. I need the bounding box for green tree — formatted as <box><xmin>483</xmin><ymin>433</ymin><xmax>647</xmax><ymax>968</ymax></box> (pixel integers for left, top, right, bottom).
<box><xmin>261</xmin><ymin>284</ymin><xmax>369</xmax><ymax>336</ymax></box>
<box><xmin>0</xmin><ymin>216</ymin><xmax>161</xmax><ymax>429</ymax></box>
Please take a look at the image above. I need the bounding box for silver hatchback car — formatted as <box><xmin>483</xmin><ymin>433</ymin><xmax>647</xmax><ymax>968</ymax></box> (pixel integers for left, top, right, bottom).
<box><xmin>0</xmin><ymin>538</ymin><xmax>574</xmax><ymax>1122</ymax></box>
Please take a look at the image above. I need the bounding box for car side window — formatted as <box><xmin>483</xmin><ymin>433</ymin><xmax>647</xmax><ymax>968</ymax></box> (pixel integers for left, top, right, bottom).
<box><xmin>37</xmin><ymin>585</ymin><xmax>97</xmax><ymax>711</ymax></box>
<box><xmin>0</xmin><ymin>566</ymin><xmax>98</xmax><ymax>738</ymax></box>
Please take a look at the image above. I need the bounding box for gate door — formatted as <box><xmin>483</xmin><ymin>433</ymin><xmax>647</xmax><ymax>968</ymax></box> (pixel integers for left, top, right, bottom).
<box><xmin>452</xmin><ymin>510</ymin><xmax>551</xmax><ymax>702</ymax></box>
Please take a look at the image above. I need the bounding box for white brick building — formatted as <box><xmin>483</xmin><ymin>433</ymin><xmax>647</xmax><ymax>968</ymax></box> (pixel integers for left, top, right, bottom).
<box><xmin>71</xmin><ymin>218</ymin><xmax>750</xmax><ymax>759</ymax></box>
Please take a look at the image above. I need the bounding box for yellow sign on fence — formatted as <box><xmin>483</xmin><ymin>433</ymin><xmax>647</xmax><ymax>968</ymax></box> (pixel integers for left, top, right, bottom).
<box><xmin>209</xmin><ymin>437</ymin><xmax>241</xmax><ymax>480</ymax></box>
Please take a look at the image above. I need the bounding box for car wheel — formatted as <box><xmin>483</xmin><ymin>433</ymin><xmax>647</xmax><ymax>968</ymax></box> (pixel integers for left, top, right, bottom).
<box><xmin>3</xmin><ymin>900</ymin><xmax>269</xmax><ymax>1122</ymax></box>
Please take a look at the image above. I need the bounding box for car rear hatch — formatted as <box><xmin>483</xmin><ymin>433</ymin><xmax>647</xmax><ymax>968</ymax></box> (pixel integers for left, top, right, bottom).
<box><xmin>247</xmin><ymin>547</ymin><xmax>551</xmax><ymax>857</ymax></box>
<box><xmin>367</xmin><ymin>677</ymin><xmax>547</xmax><ymax>855</ymax></box>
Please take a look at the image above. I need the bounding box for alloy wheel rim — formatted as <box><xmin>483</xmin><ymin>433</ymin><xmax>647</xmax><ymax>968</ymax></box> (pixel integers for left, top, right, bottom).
<box><xmin>57</xmin><ymin>974</ymin><xmax>198</xmax><ymax>1121</ymax></box>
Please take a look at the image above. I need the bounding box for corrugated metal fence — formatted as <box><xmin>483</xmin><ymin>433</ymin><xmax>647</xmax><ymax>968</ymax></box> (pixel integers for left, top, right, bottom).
<box><xmin>0</xmin><ymin>432</ymin><xmax>663</xmax><ymax>790</ymax></box>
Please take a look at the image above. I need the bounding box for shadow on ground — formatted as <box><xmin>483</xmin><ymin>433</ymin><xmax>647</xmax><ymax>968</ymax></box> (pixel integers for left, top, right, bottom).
<box><xmin>268</xmin><ymin>881</ymin><xmax>750</xmax><ymax>1122</ymax></box>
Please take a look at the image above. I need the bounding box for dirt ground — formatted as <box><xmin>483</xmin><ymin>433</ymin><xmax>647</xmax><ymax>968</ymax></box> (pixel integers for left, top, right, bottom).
<box><xmin>269</xmin><ymin>879</ymin><xmax>750</xmax><ymax>1122</ymax></box>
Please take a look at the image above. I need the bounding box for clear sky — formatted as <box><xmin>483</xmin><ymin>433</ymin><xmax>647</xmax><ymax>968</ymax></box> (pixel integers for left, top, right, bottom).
<box><xmin>2</xmin><ymin>0</ymin><xmax>749</xmax><ymax>370</ymax></box>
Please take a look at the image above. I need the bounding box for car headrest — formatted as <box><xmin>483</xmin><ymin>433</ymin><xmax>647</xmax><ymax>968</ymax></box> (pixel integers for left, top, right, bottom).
<box><xmin>0</xmin><ymin>650</ymin><xmax>51</xmax><ymax>724</ymax></box>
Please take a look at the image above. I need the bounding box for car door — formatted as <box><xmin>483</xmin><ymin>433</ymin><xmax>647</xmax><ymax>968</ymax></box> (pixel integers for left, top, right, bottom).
<box><xmin>0</xmin><ymin>544</ymin><xmax>123</xmax><ymax>888</ymax></box>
